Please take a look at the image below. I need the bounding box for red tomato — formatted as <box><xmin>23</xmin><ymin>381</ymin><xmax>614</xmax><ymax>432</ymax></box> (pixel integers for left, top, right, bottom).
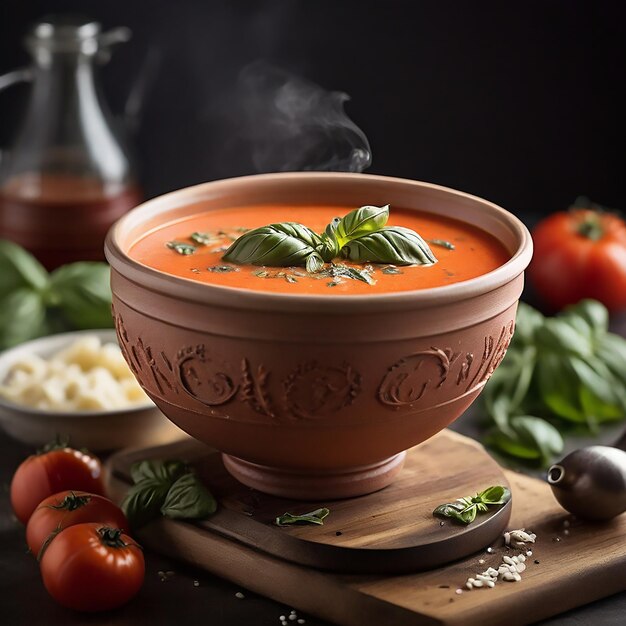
<box><xmin>26</xmin><ymin>491</ymin><xmax>128</xmax><ymax>558</ymax></box>
<box><xmin>40</xmin><ymin>523</ymin><xmax>144</xmax><ymax>612</ymax></box>
<box><xmin>10</xmin><ymin>446</ymin><xmax>104</xmax><ymax>524</ymax></box>
<box><xmin>529</xmin><ymin>209</ymin><xmax>626</xmax><ymax>312</ymax></box>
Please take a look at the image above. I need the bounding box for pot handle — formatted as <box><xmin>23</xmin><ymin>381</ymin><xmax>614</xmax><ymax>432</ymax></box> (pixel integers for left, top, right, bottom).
<box><xmin>0</xmin><ymin>67</ymin><xmax>33</xmax><ymax>164</ymax></box>
<box><xmin>0</xmin><ymin>66</ymin><xmax>32</xmax><ymax>92</ymax></box>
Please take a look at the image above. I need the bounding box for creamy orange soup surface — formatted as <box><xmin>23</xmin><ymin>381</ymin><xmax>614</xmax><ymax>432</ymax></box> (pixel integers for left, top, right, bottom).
<box><xmin>130</xmin><ymin>204</ymin><xmax>510</xmax><ymax>295</ymax></box>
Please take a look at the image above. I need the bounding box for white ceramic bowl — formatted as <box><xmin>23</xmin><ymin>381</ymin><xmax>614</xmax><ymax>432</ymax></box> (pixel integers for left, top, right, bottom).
<box><xmin>0</xmin><ymin>329</ymin><xmax>184</xmax><ymax>450</ymax></box>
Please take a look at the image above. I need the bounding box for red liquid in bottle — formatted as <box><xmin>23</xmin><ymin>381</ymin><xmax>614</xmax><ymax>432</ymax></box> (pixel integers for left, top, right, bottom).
<box><xmin>0</xmin><ymin>173</ymin><xmax>142</xmax><ymax>270</ymax></box>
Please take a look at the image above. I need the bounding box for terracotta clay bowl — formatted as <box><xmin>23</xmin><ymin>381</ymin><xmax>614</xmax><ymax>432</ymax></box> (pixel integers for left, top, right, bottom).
<box><xmin>105</xmin><ymin>173</ymin><xmax>532</xmax><ymax>499</ymax></box>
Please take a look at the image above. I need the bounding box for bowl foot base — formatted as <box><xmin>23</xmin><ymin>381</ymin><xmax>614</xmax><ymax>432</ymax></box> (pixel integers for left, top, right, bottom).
<box><xmin>222</xmin><ymin>451</ymin><xmax>407</xmax><ymax>500</ymax></box>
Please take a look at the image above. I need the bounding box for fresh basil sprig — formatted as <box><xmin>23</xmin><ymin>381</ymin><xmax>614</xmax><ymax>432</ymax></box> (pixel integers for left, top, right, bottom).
<box><xmin>0</xmin><ymin>240</ymin><xmax>114</xmax><ymax>349</ymax></box>
<box><xmin>482</xmin><ymin>299</ymin><xmax>626</xmax><ymax>465</ymax></box>
<box><xmin>275</xmin><ymin>507</ymin><xmax>330</xmax><ymax>527</ymax></box>
<box><xmin>433</xmin><ymin>485</ymin><xmax>511</xmax><ymax>525</ymax></box>
<box><xmin>222</xmin><ymin>205</ymin><xmax>437</xmax><ymax>271</ymax></box>
<box><xmin>122</xmin><ymin>459</ymin><xmax>216</xmax><ymax>529</ymax></box>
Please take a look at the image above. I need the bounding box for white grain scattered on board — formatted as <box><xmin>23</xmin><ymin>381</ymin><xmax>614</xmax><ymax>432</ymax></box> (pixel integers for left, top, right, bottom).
<box><xmin>235</xmin><ymin>592</ymin><xmax>245</xmax><ymax>599</ymax></box>
<box><xmin>464</xmin><ymin>529</ymin><xmax>538</xmax><ymax>590</ymax></box>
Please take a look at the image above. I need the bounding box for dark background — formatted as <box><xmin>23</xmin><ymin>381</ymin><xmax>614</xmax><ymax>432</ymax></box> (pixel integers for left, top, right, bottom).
<box><xmin>1</xmin><ymin>4</ymin><xmax>626</xmax><ymax>624</ymax></box>
<box><xmin>1</xmin><ymin>0</ymin><xmax>625</xmax><ymax>218</ymax></box>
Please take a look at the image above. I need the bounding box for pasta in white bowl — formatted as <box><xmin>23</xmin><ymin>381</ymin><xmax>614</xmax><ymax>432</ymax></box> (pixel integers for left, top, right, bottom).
<box><xmin>0</xmin><ymin>335</ymin><xmax>151</xmax><ymax>411</ymax></box>
<box><xmin>0</xmin><ymin>330</ymin><xmax>183</xmax><ymax>450</ymax></box>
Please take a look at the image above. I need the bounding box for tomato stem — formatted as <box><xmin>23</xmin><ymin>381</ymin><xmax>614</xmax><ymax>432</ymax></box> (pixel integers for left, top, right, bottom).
<box><xmin>37</xmin><ymin>435</ymin><xmax>70</xmax><ymax>455</ymax></box>
<box><xmin>98</xmin><ymin>527</ymin><xmax>128</xmax><ymax>548</ymax></box>
<box><xmin>574</xmin><ymin>211</ymin><xmax>604</xmax><ymax>241</ymax></box>
<box><xmin>49</xmin><ymin>492</ymin><xmax>91</xmax><ymax>511</ymax></box>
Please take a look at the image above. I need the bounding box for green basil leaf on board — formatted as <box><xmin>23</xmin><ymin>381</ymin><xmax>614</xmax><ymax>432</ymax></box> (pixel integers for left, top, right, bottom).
<box><xmin>0</xmin><ymin>239</ymin><xmax>48</xmax><ymax>298</ymax></box>
<box><xmin>341</xmin><ymin>227</ymin><xmax>436</xmax><ymax>266</ymax></box>
<box><xmin>0</xmin><ymin>288</ymin><xmax>48</xmax><ymax>349</ymax></box>
<box><xmin>122</xmin><ymin>459</ymin><xmax>216</xmax><ymax>529</ymax></box>
<box><xmin>48</xmin><ymin>262</ymin><xmax>114</xmax><ymax>329</ymax></box>
<box><xmin>478</xmin><ymin>485</ymin><xmax>511</xmax><ymax>505</ymax></box>
<box><xmin>275</xmin><ymin>507</ymin><xmax>330</xmax><ymax>527</ymax></box>
<box><xmin>121</xmin><ymin>478</ymin><xmax>172</xmax><ymax>529</ymax></box>
<box><xmin>433</xmin><ymin>485</ymin><xmax>511</xmax><ymax>525</ymax></box>
<box><xmin>160</xmin><ymin>472</ymin><xmax>217</xmax><ymax>520</ymax></box>
<box><xmin>481</xmin><ymin>299</ymin><xmax>626</xmax><ymax>466</ymax></box>
<box><xmin>130</xmin><ymin>459</ymin><xmax>187</xmax><ymax>485</ymax></box>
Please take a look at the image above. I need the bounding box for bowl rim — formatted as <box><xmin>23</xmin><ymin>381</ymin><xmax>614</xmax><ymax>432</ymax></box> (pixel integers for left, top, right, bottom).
<box><xmin>0</xmin><ymin>329</ymin><xmax>156</xmax><ymax>418</ymax></box>
<box><xmin>105</xmin><ymin>172</ymin><xmax>533</xmax><ymax>312</ymax></box>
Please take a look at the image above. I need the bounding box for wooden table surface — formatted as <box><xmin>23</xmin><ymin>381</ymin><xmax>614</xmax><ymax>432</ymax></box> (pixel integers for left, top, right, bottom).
<box><xmin>1</xmin><ymin>409</ymin><xmax>625</xmax><ymax>625</ymax></box>
<box><xmin>1</xmin><ymin>308</ymin><xmax>625</xmax><ymax>624</ymax></box>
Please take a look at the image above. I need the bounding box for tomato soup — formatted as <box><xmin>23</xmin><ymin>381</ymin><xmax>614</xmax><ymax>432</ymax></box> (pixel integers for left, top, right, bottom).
<box><xmin>130</xmin><ymin>205</ymin><xmax>509</xmax><ymax>295</ymax></box>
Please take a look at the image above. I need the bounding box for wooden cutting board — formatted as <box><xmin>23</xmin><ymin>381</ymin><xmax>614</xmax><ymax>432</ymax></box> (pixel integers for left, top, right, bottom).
<box><xmin>107</xmin><ymin>430</ymin><xmax>626</xmax><ymax>626</ymax></box>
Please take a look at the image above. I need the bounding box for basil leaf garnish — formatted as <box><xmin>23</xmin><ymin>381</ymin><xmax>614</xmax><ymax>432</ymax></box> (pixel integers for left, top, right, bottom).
<box><xmin>342</xmin><ymin>227</ymin><xmax>436</xmax><ymax>266</ymax></box>
<box><xmin>223</xmin><ymin>223</ymin><xmax>323</xmax><ymax>267</ymax></box>
<box><xmin>160</xmin><ymin>473</ymin><xmax>217</xmax><ymax>520</ymax></box>
<box><xmin>427</xmin><ymin>238</ymin><xmax>456</xmax><ymax>250</ymax></box>
<box><xmin>335</xmin><ymin>204</ymin><xmax>389</xmax><ymax>243</ymax></box>
<box><xmin>221</xmin><ymin>205</ymin><xmax>438</xmax><ymax>275</ymax></box>
<box><xmin>167</xmin><ymin>241</ymin><xmax>197</xmax><ymax>255</ymax></box>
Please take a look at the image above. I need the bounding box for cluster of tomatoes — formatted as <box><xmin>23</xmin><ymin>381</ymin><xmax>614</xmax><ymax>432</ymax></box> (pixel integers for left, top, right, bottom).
<box><xmin>10</xmin><ymin>443</ymin><xmax>145</xmax><ymax>612</ymax></box>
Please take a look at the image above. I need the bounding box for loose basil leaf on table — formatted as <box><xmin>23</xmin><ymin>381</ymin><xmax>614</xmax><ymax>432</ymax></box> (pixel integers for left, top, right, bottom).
<box><xmin>481</xmin><ymin>298</ymin><xmax>626</xmax><ymax>465</ymax></box>
<box><xmin>48</xmin><ymin>262</ymin><xmax>114</xmax><ymax>329</ymax></box>
<box><xmin>535</xmin><ymin>318</ymin><xmax>593</xmax><ymax>359</ymax></box>
<box><xmin>341</xmin><ymin>227</ymin><xmax>436</xmax><ymax>266</ymax></box>
<box><xmin>536</xmin><ymin>354</ymin><xmax>586</xmax><ymax>423</ymax></box>
<box><xmin>508</xmin><ymin>416</ymin><xmax>564</xmax><ymax>465</ymax></box>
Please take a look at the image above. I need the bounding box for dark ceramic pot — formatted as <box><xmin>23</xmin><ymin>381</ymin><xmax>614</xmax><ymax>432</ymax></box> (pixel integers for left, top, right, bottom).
<box><xmin>105</xmin><ymin>173</ymin><xmax>532</xmax><ymax>499</ymax></box>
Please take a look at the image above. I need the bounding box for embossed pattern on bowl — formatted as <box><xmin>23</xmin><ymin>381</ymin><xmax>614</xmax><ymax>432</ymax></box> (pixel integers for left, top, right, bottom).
<box><xmin>105</xmin><ymin>173</ymin><xmax>532</xmax><ymax>498</ymax></box>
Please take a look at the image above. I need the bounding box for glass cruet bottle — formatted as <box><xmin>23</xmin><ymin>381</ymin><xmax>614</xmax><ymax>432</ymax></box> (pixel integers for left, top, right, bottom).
<box><xmin>0</xmin><ymin>15</ymin><xmax>143</xmax><ymax>270</ymax></box>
